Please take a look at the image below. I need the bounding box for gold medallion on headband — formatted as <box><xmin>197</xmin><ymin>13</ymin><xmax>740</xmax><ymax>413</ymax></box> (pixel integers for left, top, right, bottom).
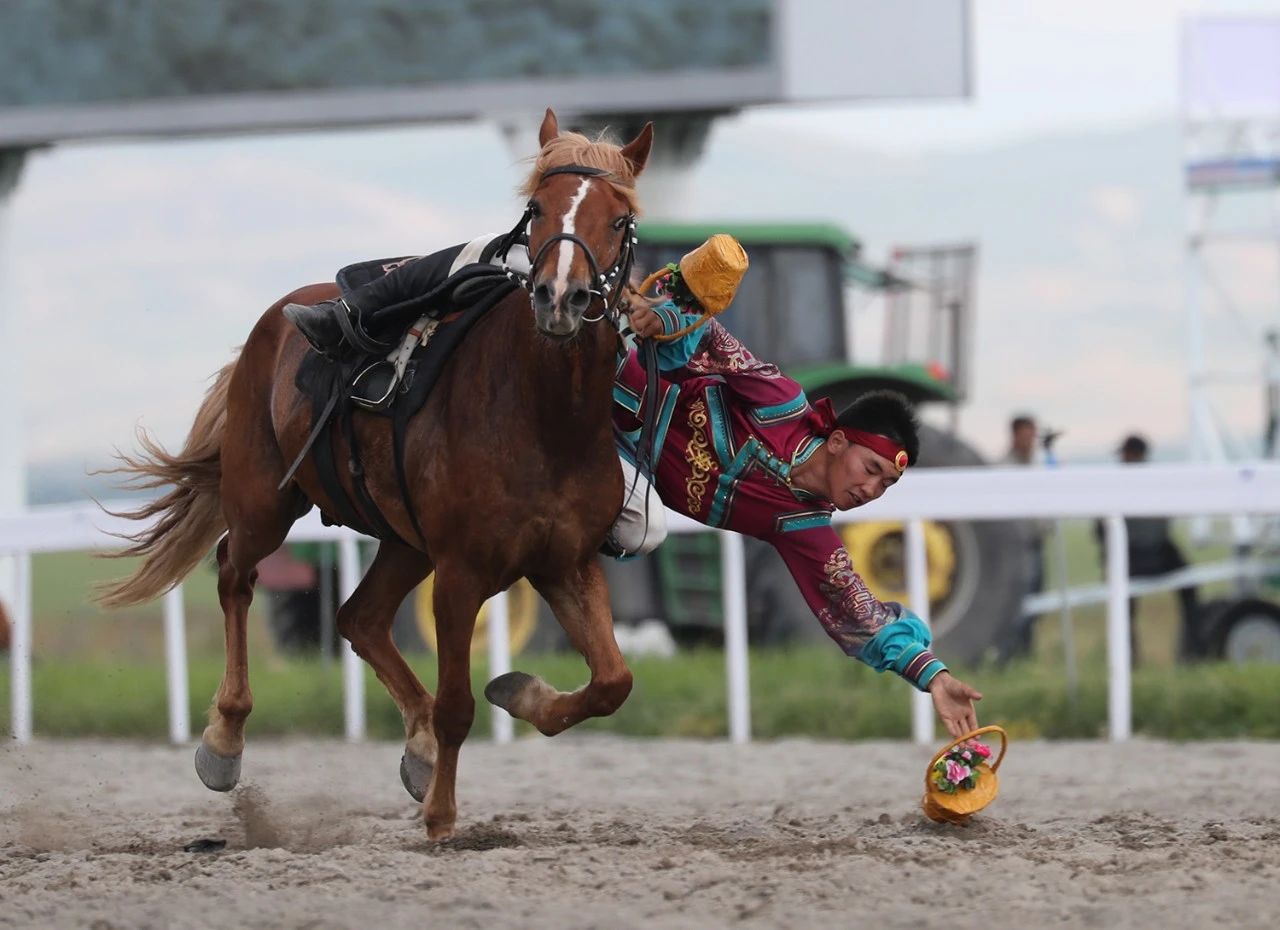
<box><xmin>894</xmin><ymin>450</ymin><xmax>909</xmax><ymax>473</ymax></box>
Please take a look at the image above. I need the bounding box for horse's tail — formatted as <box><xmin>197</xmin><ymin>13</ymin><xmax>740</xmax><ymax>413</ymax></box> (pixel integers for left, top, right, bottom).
<box><xmin>96</xmin><ymin>356</ymin><xmax>238</xmax><ymax>609</ymax></box>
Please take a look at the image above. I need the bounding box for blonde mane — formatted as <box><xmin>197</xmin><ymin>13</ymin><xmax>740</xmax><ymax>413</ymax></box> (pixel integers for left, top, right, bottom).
<box><xmin>518</xmin><ymin>130</ymin><xmax>642</xmax><ymax>214</ymax></box>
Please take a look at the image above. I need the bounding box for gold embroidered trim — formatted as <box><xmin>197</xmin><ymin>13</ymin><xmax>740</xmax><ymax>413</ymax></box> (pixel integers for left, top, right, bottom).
<box><xmin>684</xmin><ymin>399</ymin><xmax>714</xmax><ymax>513</ymax></box>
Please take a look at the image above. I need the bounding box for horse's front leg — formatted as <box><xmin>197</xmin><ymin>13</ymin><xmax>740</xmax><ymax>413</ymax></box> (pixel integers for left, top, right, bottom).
<box><xmin>424</xmin><ymin>560</ymin><xmax>484</xmax><ymax>840</ymax></box>
<box><xmin>334</xmin><ymin>540</ymin><xmax>437</xmax><ymax>802</ymax></box>
<box><xmin>485</xmin><ymin>558</ymin><xmax>633</xmax><ymax>736</ymax></box>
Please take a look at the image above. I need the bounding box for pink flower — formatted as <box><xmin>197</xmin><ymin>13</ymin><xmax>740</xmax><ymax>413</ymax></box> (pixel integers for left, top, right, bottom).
<box><xmin>961</xmin><ymin>750</ymin><xmax>972</xmax><ymax>761</ymax></box>
<box><xmin>968</xmin><ymin>741</ymin><xmax>992</xmax><ymax>759</ymax></box>
<box><xmin>945</xmin><ymin>760</ymin><xmax>971</xmax><ymax>785</ymax></box>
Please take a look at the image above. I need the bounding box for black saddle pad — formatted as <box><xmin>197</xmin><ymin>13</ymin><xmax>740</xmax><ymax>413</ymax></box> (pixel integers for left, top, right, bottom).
<box><xmin>336</xmin><ymin>256</ymin><xmax>420</xmax><ymax>294</ymax></box>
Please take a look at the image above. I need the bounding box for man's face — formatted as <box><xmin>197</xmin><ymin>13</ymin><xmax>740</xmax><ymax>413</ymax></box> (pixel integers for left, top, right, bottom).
<box><xmin>825</xmin><ymin>431</ymin><xmax>901</xmax><ymax>511</ymax></box>
<box><xmin>1012</xmin><ymin>423</ymin><xmax>1036</xmax><ymax>455</ymax></box>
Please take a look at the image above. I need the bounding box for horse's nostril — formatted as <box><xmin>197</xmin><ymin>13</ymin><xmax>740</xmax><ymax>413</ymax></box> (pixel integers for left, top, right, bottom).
<box><xmin>565</xmin><ymin>287</ymin><xmax>591</xmax><ymax>313</ymax></box>
<box><xmin>532</xmin><ymin>284</ymin><xmax>553</xmax><ymax>312</ymax></box>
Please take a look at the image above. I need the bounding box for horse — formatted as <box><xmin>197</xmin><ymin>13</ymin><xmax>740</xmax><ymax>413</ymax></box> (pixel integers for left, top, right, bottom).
<box><xmin>99</xmin><ymin>108</ymin><xmax>654</xmax><ymax>840</ymax></box>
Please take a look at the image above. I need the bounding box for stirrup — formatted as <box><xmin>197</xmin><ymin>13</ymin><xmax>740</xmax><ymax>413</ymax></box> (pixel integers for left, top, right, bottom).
<box><xmin>351</xmin><ymin>359</ymin><xmax>400</xmax><ymax>412</ymax></box>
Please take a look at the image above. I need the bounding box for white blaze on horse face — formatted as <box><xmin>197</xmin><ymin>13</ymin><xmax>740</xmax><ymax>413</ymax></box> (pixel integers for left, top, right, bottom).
<box><xmin>551</xmin><ymin>177</ymin><xmax>593</xmax><ymax>308</ymax></box>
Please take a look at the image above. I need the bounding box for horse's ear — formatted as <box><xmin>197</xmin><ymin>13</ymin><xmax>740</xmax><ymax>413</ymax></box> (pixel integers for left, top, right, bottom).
<box><xmin>538</xmin><ymin>108</ymin><xmax>560</xmax><ymax>148</ymax></box>
<box><xmin>620</xmin><ymin>121</ymin><xmax>654</xmax><ymax>177</ymax></box>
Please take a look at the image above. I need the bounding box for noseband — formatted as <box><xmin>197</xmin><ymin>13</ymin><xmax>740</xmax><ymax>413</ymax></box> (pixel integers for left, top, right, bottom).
<box><xmin>496</xmin><ymin>165</ymin><xmax>638</xmax><ymax>324</ymax></box>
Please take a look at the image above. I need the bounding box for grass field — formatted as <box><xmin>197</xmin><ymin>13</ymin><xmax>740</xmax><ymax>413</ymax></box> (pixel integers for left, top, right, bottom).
<box><xmin>4</xmin><ymin>520</ymin><xmax>1276</xmax><ymax>741</ymax></box>
<box><xmin>2</xmin><ymin>649</ymin><xmax>1277</xmax><ymax>741</ymax></box>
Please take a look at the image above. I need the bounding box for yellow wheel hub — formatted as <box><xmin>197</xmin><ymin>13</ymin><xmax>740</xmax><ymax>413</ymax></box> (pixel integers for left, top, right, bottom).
<box><xmin>839</xmin><ymin>520</ymin><xmax>957</xmax><ymax>605</ymax></box>
<box><xmin>414</xmin><ymin>576</ymin><xmax>540</xmax><ymax>656</ymax></box>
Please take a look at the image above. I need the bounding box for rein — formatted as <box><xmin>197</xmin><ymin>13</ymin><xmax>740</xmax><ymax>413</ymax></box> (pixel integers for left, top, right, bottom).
<box><xmin>496</xmin><ymin>165</ymin><xmax>638</xmax><ymax>325</ymax></box>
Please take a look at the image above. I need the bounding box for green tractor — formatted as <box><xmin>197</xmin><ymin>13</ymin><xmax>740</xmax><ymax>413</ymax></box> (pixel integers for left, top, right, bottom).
<box><xmin>598</xmin><ymin>221</ymin><xmax>1029</xmax><ymax>664</ymax></box>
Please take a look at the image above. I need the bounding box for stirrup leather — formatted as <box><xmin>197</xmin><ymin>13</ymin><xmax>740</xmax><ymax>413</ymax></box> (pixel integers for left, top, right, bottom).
<box><xmin>334</xmin><ymin>296</ymin><xmax>395</xmax><ymax>355</ymax></box>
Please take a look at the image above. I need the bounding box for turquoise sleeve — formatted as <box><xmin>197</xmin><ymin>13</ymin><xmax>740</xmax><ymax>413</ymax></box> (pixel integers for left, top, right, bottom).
<box><xmin>859</xmin><ymin>609</ymin><xmax>948</xmax><ymax>691</ymax></box>
<box><xmin>650</xmin><ymin>300</ymin><xmax>708</xmax><ymax>371</ymax></box>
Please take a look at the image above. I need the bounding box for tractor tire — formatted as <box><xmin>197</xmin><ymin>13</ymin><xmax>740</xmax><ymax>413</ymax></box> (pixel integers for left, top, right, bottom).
<box><xmin>911</xmin><ymin>424</ymin><xmax>1029</xmax><ymax>665</ymax></box>
<box><xmin>1204</xmin><ymin>597</ymin><xmax>1280</xmax><ymax>664</ymax></box>
<box><xmin>913</xmin><ymin>424</ymin><xmax>1030</xmax><ymax>664</ymax></box>
<box><xmin>410</xmin><ymin>575</ymin><xmax>543</xmax><ymax>657</ymax></box>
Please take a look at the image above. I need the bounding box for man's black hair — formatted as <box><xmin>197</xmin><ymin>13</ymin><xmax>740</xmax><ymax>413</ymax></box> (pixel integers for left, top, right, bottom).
<box><xmin>1010</xmin><ymin>414</ymin><xmax>1035</xmax><ymax>432</ymax></box>
<box><xmin>835</xmin><ymin>390</ymin><xmax>921</xmax><ymax>464</ymax></box>
<box><xmin>1118</xmin><ymin>433</ymin><xmax>1149</xmax><ymax>459</ymax></box>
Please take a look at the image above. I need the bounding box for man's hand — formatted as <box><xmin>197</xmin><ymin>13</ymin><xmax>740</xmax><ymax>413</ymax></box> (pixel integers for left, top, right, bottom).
<box><xmin>928</xmin><ymin>671</ymin><xmax>983</xmax><ymax>739</ymax></box>
<box><xmin>624</xmin><ymin>292</ymin><xmax>666</xmax><ymax>340</ymax></box>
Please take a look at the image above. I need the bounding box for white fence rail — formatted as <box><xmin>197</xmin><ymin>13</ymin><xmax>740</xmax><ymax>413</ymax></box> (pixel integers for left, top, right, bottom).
<box><xmin>3</xmin><ymin>463</ymin><xmax>1278</xmax><ymax>747</ymax></box>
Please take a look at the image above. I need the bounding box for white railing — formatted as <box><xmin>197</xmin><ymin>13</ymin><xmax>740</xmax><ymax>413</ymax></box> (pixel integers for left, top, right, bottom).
<box><xmin>3</xmin><ymin>463</ymin><xmax>1278</xmax><ymax>747</ymax></box>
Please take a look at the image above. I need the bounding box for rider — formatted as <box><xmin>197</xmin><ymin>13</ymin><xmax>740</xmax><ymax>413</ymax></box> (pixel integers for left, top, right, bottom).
<box><xmin>282</xmin><ymin>234</ymin><xmax>984</xmax><ymax>738</ymax></box>
<box><xmin>282</xmin><ymin>237</ymin><xmax>504</xmax><ymax>357</ymax></box>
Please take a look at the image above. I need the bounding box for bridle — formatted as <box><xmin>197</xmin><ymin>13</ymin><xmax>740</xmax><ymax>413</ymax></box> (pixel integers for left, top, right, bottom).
<box><xmin>495</xmin><ymin>165</ymin><xmax>638</xmax><ymax>325</ymax></box>
<box><xmin>496</xmin><ymin>165</ymin><xmax>659</xmax><ymax>550</ymax></box>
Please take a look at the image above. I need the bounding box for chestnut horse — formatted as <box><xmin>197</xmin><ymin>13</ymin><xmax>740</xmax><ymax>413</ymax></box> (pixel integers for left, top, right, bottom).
<box><xmin>99</xmin><ymin>109</ymin><xmax>653</xmax><ymax>840</ymax></box>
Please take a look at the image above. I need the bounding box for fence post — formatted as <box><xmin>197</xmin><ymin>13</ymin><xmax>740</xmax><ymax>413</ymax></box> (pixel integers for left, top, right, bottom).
<box><xmin>1104</xmin><ymin>515</ymin><xmax>1132</xmax><ymax>741</ymax></box>
<box><xmin>9</xmin><ymin>551</ymin><xmax>31</xmax><ymax>743</ymax></box>
<box><xmin>163</xmin><ymin>585</ymin><xmax>190</xmax><ymax>744</ymax></box>
<box><xmin>720</xmin><ymin>531</ymin><xmax>751</xmax><ymax>744</ymax></box>
<box><xmin>904</xmin><ymin>519</ymin><xmax>935</xmax><ymax>745</ymax></box>
<box><xmin>487</xmin><ymin>591</ymin><xmax>514</xmax><ymax>744</ymax></box>
<box><xmin>338</xmin><ymin>534</ymin><xmax>365</xmax><ymax>741</ymax></box>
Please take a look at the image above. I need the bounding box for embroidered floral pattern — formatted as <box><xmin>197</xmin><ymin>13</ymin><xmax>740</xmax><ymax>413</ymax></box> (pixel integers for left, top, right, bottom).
<box><xmin>684</xmin><ymin>399</ymin><xmax>714</xmax><ymax>514</ymax></box>
<box><xmin>685</xmin><ymin>321</ymin><xmax>784</xmax><ymax>379</ymax></box>
<box><xmin>814</xmin><ymin>547</ymin><xmax>896</xmax><ymax>651</ymax></box>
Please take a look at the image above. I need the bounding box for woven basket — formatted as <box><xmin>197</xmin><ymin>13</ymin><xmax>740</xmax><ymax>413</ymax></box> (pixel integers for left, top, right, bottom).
<box><xmin>639</xmin><ymin>234</ymin><xmax>748</xmax><ymax>342</ymax></box>
<box><xmin>920</xmin><ymin>725</ymin><xmax>1008</xmax><ymax>824</ymax></box>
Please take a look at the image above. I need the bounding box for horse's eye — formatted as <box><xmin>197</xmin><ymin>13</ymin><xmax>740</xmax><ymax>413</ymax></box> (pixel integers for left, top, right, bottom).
<box><xmin>528</xmin><ymin>201</ymin><xmax>541</xmax><ymax>219</ymax></box>
<box><xmin>612</xmin><ymin>216</ymin><xmax>628</xmax><ymax>231</ymax></box>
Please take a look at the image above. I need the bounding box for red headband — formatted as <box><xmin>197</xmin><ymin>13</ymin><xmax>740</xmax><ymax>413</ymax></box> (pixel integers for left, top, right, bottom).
<box><xmin>843</xmin><ymin>429</ymin><xmax>910</xmax><ymax>473</ymax></box>
<box><xmin>806</xmin><ymin>398</ymin><xmax>909</xmax><ymax>473</ymax></box>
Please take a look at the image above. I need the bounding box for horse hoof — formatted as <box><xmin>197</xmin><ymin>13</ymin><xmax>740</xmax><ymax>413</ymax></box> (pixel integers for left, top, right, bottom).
<box><xmin>194</xmin><ymin>743</ymin><xmax>242</xmax><ymax>792</ymax></box>
<box><xmin>400</xmin><ymin>752</ymin><xmax>433</xmax><ymax>803</ymax></box>
<box><xmin>427</xmin><ymin>821</ymin><xmax>456</xmax><ymax>842</ymax></box>
<box><xmin>484</xmin><ymin>671</ymin><xmax>535</xmax><ymax>712</ymax></box>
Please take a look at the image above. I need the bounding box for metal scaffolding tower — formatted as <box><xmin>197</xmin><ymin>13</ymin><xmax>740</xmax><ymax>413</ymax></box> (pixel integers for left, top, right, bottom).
<box><xmin>1182</xmin><ymin>17</ymin><xmax>1280</xmax><ymax>545</ymax></box>
<box><xmin>1183</xmin><ymin>18</ymin><xmax>1280</xmax><ymax>466</ymax></box>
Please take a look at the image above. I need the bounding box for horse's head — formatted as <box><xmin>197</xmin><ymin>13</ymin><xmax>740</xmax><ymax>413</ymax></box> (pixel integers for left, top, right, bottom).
<box><xmin>521</xmin><ymin>108</ymin><xmax>653</xmax><ymax>338</ymax></box>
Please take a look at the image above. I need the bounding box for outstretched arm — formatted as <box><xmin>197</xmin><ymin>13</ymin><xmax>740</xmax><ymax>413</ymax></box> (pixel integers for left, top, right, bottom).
<box><xmin>767</xmin><ymin>524</ymin><xmax>982</xmax><ymax>733</ymax></box>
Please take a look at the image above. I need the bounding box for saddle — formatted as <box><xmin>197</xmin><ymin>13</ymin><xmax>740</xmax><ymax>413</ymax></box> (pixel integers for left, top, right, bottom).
<box><xmin>289</xmin><ymin>259</ymin><xmax>518</xmax><ymax>546</ymax></box>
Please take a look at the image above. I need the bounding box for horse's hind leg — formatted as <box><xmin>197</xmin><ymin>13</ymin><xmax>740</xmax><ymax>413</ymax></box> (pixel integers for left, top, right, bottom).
<box><xmin>485</xmin><ymin>559</ymin><xmax>632</xmax><ymax>736</ymax></box>
<box><xmin>196</xmin><ymin>501</ymin><xmax>296</xmax><ymax>790</ymax></box>
<box><xmin>423</xmin><ymin>560</ymin><xmax>485</xmax><ymax>840</ymax></box>
<box><xmin>334</xmin><ymin>539</ymin><xmax>437</xmax><ymax>801</ymax></box>
<box><xmin>196</xmin><ymin>352</ymin><xmax>301</xmax><ymax>791</ymax></box>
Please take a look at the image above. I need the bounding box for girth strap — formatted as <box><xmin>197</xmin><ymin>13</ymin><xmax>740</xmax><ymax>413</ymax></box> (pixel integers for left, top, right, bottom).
<box><xmin>340</xmin><ymin>397</ymin><xmax>410</xmax><ymax>546</ymax></box>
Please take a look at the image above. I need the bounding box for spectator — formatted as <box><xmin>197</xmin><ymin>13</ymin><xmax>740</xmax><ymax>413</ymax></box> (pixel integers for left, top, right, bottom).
<box><xmin>996</xmin><ymin>414</ymin><xmax>1048</xmax><ymax>661</ymax></box>
<box><xmin>1004</xmin><ymin>414</ymin><xmax>1038</xmax><ymax>467</ymax></box>
<box><xmin>1094</xmin><ymin>434</ymin><xmax>1202</xmax><ymax>662</ymax></box>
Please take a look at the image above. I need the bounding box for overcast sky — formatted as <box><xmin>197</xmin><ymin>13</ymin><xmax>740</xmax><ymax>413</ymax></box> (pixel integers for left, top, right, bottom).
<box><xmin>5</xmin><ymin>0</ymin><xmax>1280</xmax><ymax>499</ymax></box>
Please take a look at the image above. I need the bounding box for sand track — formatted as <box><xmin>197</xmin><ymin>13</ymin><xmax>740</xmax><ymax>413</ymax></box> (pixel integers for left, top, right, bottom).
<box><xmin>2</xmin><ymin>737</ymin><xmax>1277</xmax><ymax>929</ymax></box>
